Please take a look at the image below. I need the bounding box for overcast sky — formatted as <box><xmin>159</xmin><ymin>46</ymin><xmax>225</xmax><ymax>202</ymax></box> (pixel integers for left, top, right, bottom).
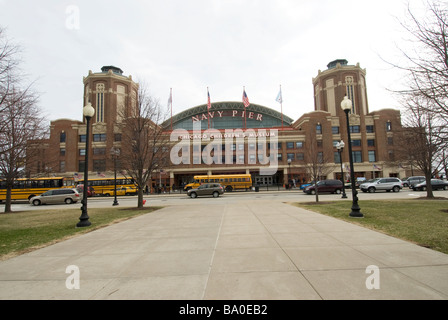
<box><xmin>0</xmin><ymin>0</ymin><xmax>427</xmax><ymax>124</ymax></box>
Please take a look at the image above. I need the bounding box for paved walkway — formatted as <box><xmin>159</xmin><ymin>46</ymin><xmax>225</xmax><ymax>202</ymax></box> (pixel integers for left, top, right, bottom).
<box><xmin>1</xmin><ymin>199</ymin><xmax>448</xmax><ymax>300</ymax></box>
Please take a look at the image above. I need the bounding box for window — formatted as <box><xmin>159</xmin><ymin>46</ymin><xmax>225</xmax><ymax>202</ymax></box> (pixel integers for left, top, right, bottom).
<box><xmin>332</xmin><ymin>126</ymin><xmax>339</xmax><ymax>134</ymax></box>
<box><xmin>114</xmin><ymin>134</ymin><xmax>122</xmax><ymax>141</ymax></box>
<box><xmin>93</xmin><ymin>159</ymin><xmax>106</xmax><ymax>172</ymax></box>
<box><xmin>351</xmin><ymin>140</ymin><xmax>361</xmax><ymax>147</ymax></box>
<box><xmin>93</xmin><ymin>148</ymin><xmax>106</xmax><ymax>155</ymax></box>
<box><xmin>386</xmin><ymin>121</ymin><xmax>392</xmax><ymax>132</ymax></box>
<box><xmin>249</xmin><ymin>154</ymin><xmax>256</xmax><ymax>164</ymax></box>
<box><xmin>79</xmin><ymin>135</ymin><xmax>86</xmax><ymax>143</ymax></box>
<box><xmin>367</xmin><ymin>139</ymin><xmax>375</xmax><ymax>147</ymax></box>
<box><xmin>368</xmin><ymin>151</ymin><xmax>376</xmax><ymax>162</ymax></box>
<box><xmin>296</xmin><ymin>141</ymin><xmax>303</xmax><ymax>148</ymax></box>
<box><xmin>60</xmin><ymin>132</ymin><xmax>66</xmax><ymax>143</ymax></box>
<box><xmin>60</xmin><ymin>161</ymin><xmax>65</xmax><ymax>172</ymax></box>
<box><xmin>334</xmin><ymin>152</ymin><xmax>341</xmax><ymax>163</ymax></box>
<box><xmin>352</xmin><ymin>151</ymin><xmax>362</xmax><ymax>163</ymax></box>
<box><xmin>316</xmin><ymin>124</ymin><xmax>322</xmax><ymax>134</ymax></box>
<box><xmin>238</xmin><ymin>144</ymin><xmax>244</xmax><ymax>151</ymax></box>
<box><xmin>277</xmin><ymin>153</ymin><xmax>283</xmax><ymax>161</ymax></box>
<box><xmin>387</xmin><ymin>137</ymin><xmax>394</xmax><ymax>145</ymax></box>
<box><xmin>287</xmin><ymin>153</ymin><xmax>295</xmax><ymax>160</ymax></box>
<box><xmin>366</xmin><ymin>125</ymin><xmax>374</xmax><ymax>133</ymax></box>
<box><xmin>286</xmin><ymin>142</ymin><xmax>294</xmax><ymax>149</ymax></box>
<box><xmin>317</xmin><ymin>152</ymin><xmax>324</xmax><ymax>162</ymax></box>
<box><xmin>317</xmin><ymin>140</ymin><xmax>323</xmax><ymax>148</ymax></box>
<box><xmin>96</xmin><ymin>83</ymin><xmax>105</xmax><ymax>123</ymax></box>
<box><xmin>78</xmin><ymin>160</ymin><xmax>85</xmax><ymax>172</ymax></box>
<box><xmin>60</xmin><ymin>148</ymin><xmax>66</xmax><ymax>156</ymax></box>
<box><xmin>93</xmin><ymin>134</ymin><xmax>106</xmax><ymax>142</ymax></box>
<box><xmin>296</xmin><ymin>153</ymin><xmax>304</xmax><ymax>161</ymax></box>
<box><xmin>350</xmin><ymin>125</ymin><xmax>360</xmax><ymax>133</ymax></box>
<box><xmin>346</xmin><ymin>76</ymin><xmax>355</xmax><ymax>113</ymax></box>
<box><xmin>79</xmin><ymin>149</ymin><xmax>86</xmax><ymax>156</ymax></box>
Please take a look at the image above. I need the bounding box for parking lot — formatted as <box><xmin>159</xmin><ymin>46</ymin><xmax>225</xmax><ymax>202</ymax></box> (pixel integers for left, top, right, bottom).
<box><xmin>2</xmin><ymin>187</ymin><xmax>447</xmax><ymax>212</ymax></box>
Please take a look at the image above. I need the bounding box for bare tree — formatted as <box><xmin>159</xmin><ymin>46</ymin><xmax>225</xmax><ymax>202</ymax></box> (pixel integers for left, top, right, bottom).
<box><xmin>0</xmin><ymin>88</ymin><xmax>45</xmax><ymax>212</ymax></box>
<box><xmin>396</xmin><ymin>94</ymin><xmax>445</xmax><ymax>198</ymax></box>
<box><xmin>119</xmin><ymin>83</ymin><xmax>170</xmax><ymax>208</ymax></box>
<box><xmin>304</xmin><ymin>130</ymin><xmax>333</xmax><ymax>202</ymax></box>
<box><xmin>0</xmin><ymin>27</ymin><xmax>45</xmax><ymax>213</ymax></box>
<box><xmin>390</xmin><ymin>1</ymin><xmax>448</xmax><ymax>121</ymax></box>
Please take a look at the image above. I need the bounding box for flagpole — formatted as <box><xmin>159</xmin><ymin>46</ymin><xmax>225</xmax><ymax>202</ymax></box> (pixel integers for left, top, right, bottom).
<box><xmin>207</xmin><ymin>87</ymin><xmax>210</xmax><ymax>129</ymax></box>
<box><xmin>280</xmin><ymin>85</ymin><xmax>283</xmax><ymax>130</ymax></box>
<box><xmin>170</xmin><ymin>88</ymin><xmax>173</xmax><ymax>131</ymax></box>
<box><xmin>243</xmin><ymin>86</ymin><xmax>246</xmax><ymax>130</ymax></box>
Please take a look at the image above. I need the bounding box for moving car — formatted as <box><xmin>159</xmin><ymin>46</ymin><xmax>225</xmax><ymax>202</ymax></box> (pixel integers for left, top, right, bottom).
<box><xmin>29</xmin><ymin>188</ymin><xmax>80</xmax><ymax>206</ymax></box>
<box><xmin>360</xmin><ymin>177</ymin><xmax>402</xmax><ymax>193</ymax></box>
<box><xmin>303</xmin><ymin>180</ymin><xmax>343</xmax><ymax>195</ymax></box>
<box><xmin>188</xmin><ymin>183</ymin><xmax>224</xmax><ymax>198</ymax></box>
<box><xmin>411</xmin><ymin>179</ymin><xmax>448</xmax><ymax>191</ymax></box>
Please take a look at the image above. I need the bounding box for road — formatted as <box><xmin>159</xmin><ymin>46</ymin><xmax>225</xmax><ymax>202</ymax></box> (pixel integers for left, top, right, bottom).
<box><xmin>1</xmin><ymin>188</ymin><xmax>447</xmax><ymax>212</ymax></box>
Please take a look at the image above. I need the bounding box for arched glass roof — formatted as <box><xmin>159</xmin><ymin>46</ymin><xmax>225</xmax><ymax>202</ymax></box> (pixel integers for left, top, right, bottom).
<box><xmin>162</xmin><ymin>101</ymin><xmax>294</xmax><ymax>130</ymax></box>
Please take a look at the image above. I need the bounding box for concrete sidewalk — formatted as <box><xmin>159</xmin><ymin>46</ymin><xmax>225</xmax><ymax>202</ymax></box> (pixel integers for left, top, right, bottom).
<box><xmin>0</xmin><ymin>199</ymin><xmax>447</xmax><ymax>300</ymax></box>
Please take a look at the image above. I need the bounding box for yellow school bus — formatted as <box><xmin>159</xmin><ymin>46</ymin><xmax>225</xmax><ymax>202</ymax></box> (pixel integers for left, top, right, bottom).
<box><xmin>0</xmin><ymin>176</ymin><xmax>75</xmax><ymax>202</ymax></box>
<box><xmin>184</xmin><ymin>174</ymin><xmax>252</xmax><ymax>192</ymax></box>
<box><xmin>79</xmin><ymin>177</ymin><xmax>137</xmax><ymax>196</ymax></box>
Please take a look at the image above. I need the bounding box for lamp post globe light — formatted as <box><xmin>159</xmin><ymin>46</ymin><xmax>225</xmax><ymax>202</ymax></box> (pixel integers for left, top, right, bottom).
<box><xmin>110</xmin><ymin>147</ymin><xmax>120</xmax><ymax>206</ymax></box>
<box><xmin>77</xmin><ymin>102</ymin><xmax>95</xmax><ymax>228</ymax></box>
<box><xmin>340</xmin><ymin>96</ymin><xmax>363</xmax><ymax>218</ymax></box>
<box><xmin>336</xmin><ymin>140</ymin><xmax>347</xmax><ymax>199</ymax></box>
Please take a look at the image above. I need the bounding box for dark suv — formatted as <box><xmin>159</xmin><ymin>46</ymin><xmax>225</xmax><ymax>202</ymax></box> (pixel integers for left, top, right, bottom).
<box><xmin>303</xmin><ymin>180</ymin><xmax>343</xmax><ymax>195</ymax></box>
<box><xmin>188</xmin><ymin>183</ymin><xmax>224</xmax><ymax>198</ymax></box>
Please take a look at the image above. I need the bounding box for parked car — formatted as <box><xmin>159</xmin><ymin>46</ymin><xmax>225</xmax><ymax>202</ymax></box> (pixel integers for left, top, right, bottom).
<box><xmin>188</xmin><ymin>183</ymin><xmax>224</xmax><ymax>198</ymax></box>
<box><xmin>411</xmin><ymin>179</ymin><xmax>448</xmax><ymax>191</ymax></box>
<box><xmin>30</xmin><ymin>188</ymin><xmax>80</xmax><ymax>206</ymax></box>
<box><xmin>303</xmin><ymin>179</ymin><xmax>343</xmax><ymax>195</ymax></box>
<box><xmin>403</xmin><ymin>176</ymin><xmax>425</xmax><ymax>188</ymax></box>
<box><xmin>360</xmin><ymin>177</ymin><xmax>402</xmax><ymax>193</ymax></box>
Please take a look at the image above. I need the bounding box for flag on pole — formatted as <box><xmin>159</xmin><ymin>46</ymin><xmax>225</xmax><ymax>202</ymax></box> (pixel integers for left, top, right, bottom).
<box><xmin>207</xmin><ymin>88</ymin><xmax>211</xmax><ymax>110</ymax></box>
<box><xmin>168</xmin><ymin>89</ymin><xmax>172</xmax><ymax>106</ymax></box>
<box><xmin>168</xmin><ymin>88</ymin><xmax>173</xmax><ymax>130</ymax></box>
<box><xmin>276</xmin><ymin>88</ymin><xmax>283</xmax><ymax>104</ymax></box>
<box><xmin>276</xmin><ymin>85</ymin><xmax>284</xmax><ymax>130</ymax></box>
<box><xmin>373</xmin><ymin>164</ymin><xmax>382</xmax><ymax>170</ymax></box>
<box><xmin>242</xmin><ymin>89</ymin><xmax>250</xmax><ymax>107</ymax></box>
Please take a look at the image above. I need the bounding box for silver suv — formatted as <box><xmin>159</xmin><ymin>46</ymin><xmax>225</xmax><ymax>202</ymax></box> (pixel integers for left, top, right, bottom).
<box><xmin>360</xmin><ymin>178</ymin><xmax>402</xmax><ymax>193</ymax></box>
<box><xmin>188</xmin><ymin>183</ymin><xmax>224</xmax><ymax>198</ymax></box>
<box><xmin>30</xmin><ymin>188</ymin><xmax>80</xmax><ymax>205</ymax></box>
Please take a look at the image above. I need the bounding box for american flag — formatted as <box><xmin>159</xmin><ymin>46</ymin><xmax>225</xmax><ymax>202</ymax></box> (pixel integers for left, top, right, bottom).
<box><xmin>242</xmin><ymin>89</ymin><xmax>250</xmax><ymax>108</ymax></box>
<box><xmin>207</xmin><ymin>89</ymin><xmax>211</xmax><ymax>110</ymax></box>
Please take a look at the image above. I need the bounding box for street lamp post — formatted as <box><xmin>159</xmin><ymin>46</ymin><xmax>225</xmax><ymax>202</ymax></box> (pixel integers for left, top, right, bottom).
<box><xmin>341</xmin><ymin>96</ymin><xmax>363</xmax><ymax>218</ymax></box>
<box><xmin>110</xmin><ymin>147</ymin><xmax>120</xmax><ymax>206</ymax></box>
<box><xmin>336</xmin><ymin>140</ymin><xmax>347</xmax><ymax>199</ymax></box>
<box><xmin>77</xmin><ymin>102</ymin><xmax>95</xmax><ymax>227</ymax></box>
<box><xmin>287</xmin><ymin>158</ymin><xmax>292</xmax><ymax>190</ymax></box>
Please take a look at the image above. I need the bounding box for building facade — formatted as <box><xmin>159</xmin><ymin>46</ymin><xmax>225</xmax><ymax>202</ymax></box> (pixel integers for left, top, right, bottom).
<box><xmin>27</xmin><ymin>60</ymin><xmax>407</xmax><ymax>189</ymax></box>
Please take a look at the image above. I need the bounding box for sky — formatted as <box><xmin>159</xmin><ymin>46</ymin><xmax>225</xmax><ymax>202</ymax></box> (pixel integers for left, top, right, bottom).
<box><xmin>0</xmin><ymin>0</ymin><xmax>428</xmax><ymax>125</ymax></box>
